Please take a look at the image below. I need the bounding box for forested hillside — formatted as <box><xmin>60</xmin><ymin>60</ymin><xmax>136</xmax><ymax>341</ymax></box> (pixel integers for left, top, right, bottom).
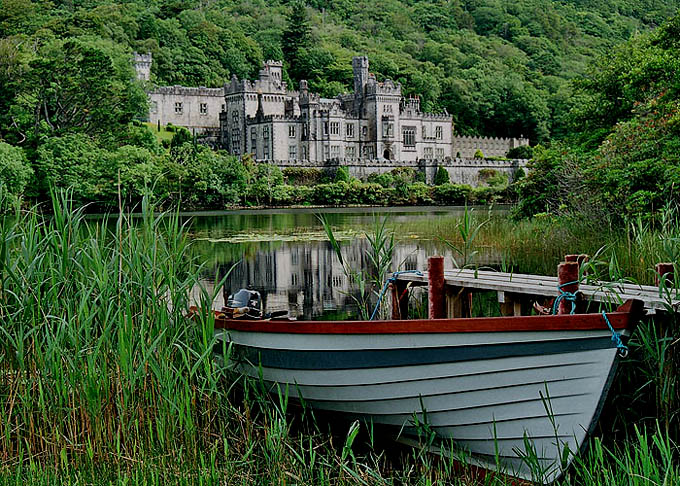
<box><xmin>0</xmin><ymin>0</ymin><xmax>679</xmax><ymax>209</ymax></box>
<box><xmin>3</xmin><ymin>0</ymin><xmax>679</xmax><ymax>141</ymax></box>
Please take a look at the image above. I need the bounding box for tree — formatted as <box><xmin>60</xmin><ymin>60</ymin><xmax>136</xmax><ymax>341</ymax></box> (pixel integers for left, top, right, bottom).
<box><xmin>282</xmin><ymin>1</ymin><xmax>312</xmax><ymax>82</ymax></box>
<box><xmin>434</xmin><ymin>166</ymin><xmax>450</xmax><ymax>185</ymax></box>
<box><xmin>9</xmin><ymin>38</ymin><xmax>147</xmax><ymax>142</ymax></box>
<box><xmin>0</xmin><ymin>142</ymin><xmax>33</xmax><ymax>204</ymax></box>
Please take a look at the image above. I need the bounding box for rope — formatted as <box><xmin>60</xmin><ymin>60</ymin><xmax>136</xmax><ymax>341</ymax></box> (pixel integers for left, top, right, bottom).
<box><xmin>601</xmin><ymin>310</ymin><xmax>629</xmax><ymax>358</ymax></box>
<box><xmin>551</xmin><ymin>280</ymin><xmax>579</xmax><ymax>315</ymax></box>
<box><xmin>370</xmin><ymin>270</ymin><xmax>424</xmax><ymax>321</ymax></box>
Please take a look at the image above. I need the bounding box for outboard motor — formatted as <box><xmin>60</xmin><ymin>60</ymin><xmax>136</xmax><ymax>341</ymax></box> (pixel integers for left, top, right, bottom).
<box><xmin>223</xmin><ymin>289</ymin><xmax>263</xmax><ymax>319</ymax></box>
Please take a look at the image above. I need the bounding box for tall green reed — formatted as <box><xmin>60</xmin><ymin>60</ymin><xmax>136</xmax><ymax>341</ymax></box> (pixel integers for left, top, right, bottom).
<box><xmin>0</xmin><ymin>191</ymin><xmax>228</xmax><ymax>465</ymax></box>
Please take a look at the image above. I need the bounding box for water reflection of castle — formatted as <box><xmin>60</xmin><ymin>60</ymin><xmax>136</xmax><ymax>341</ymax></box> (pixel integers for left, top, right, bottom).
<box><xmin>200</xmin><ymin>240</ymin><xmax>436</xmax><ymax>319</ymax></box>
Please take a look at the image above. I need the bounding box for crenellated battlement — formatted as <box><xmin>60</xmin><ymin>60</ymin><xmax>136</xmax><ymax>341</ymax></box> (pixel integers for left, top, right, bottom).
<box><xmin>150</xmin><ymin>85</ymin><xmax>224</xmax><ymax>97</ymax></box>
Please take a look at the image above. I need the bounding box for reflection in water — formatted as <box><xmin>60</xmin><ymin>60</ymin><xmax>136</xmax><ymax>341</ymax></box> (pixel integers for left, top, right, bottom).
<box><xmin>189</xmin><ymin>206</ymin><xmax>500</xmax><ymax>320</ymax></box>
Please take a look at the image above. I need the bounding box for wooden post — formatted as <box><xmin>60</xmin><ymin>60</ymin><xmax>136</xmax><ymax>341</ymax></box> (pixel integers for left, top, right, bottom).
<box><xmin>565</xmin><ymin>254</ymin><xmax>579</xmax><ymax>263</ymax></box>
<box><xmin>428</xmin><ymin>256</ymin><xmax>446</xmax><ymax>319</ymax></box>
<box><xmin>557</xmin><ymin>261</ymin><xmax>579</xmax><ymax>315</ymax></box>
<box><xmin>655</xmin><ymin>262</ymin><xmax>675</xmax><ymax>286</ymax></box>
<box><xmin>391</xmin><ymin>280</ymin><xmax>409</xmax><ymax>320</ymax></box>
<box><xmin>498</xmin><ymin>291</ymin><xmax>523</xmax><ymax>316</ymax></box>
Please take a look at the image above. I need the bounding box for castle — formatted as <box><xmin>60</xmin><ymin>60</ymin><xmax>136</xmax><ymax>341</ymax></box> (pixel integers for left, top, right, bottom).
<box><xmin>137</xmin><ymin>54</ymin><xmax>529</xmax><ymax>177</ymax></box>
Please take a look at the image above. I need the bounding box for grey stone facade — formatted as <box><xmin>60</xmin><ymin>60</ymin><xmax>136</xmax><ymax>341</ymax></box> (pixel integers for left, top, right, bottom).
<box><xmin>134</xmin><ymin>54</ymin><xmax>530</xmax><ymax>172</ymax></box>
<box><xmin>220</xmin><ymin>57</ymin><xmax>455</xmax><ymax>163</ymax></box>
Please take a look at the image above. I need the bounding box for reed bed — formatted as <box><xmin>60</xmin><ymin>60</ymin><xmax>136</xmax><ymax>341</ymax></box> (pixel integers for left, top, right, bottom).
<box><xmin>0</xmin><ymin>196</ymin><xmax>678</xmax><ymax>484</ymax></box>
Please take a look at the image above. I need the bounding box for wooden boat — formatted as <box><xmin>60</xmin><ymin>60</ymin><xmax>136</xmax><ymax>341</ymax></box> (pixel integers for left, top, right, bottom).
<box><xmin>210</xmin><ymin>298</ymin><xmax>644</xmax><ymax>484</ymax></box>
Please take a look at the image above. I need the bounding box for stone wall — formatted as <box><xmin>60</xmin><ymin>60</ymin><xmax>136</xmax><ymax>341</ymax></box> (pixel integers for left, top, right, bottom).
<box><xmin>452</xmin><ymin>135</ymin><xmax>529</xmax><ymax>159</ymax></box>
<box><xmin>269</xmin><ymin>158</ymin><xmax>529</xmax><ymax>185</ymax></box>
<box><xmin>147</xmin><ymin>86</ymin><xmax>225</xmax><ymax>133</ymax></box>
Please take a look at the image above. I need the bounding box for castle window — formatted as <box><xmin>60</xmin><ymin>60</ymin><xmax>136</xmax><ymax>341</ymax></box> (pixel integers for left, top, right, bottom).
<box><xmin>323</xmin><ymin>122</ymin><xmax>329</xmax><ymax>136</ymax></box>
<box><xmin>424</xmin><ymin>147</ymin><xmax>433</xmax><ymax>159</ymax></box>
<box><xmin>435</xmin><ymin>126</ymin><xmax>443</xmax><ymax>139</ymax></box>
<box><xmin>221</xmin><ymin>104</ymin><xmax>225</xmax><ymax>111</ymax></box>
<box><xmin>345</xmin><ymin>146</ymin><xmax>356</xmax><ymax>158</ymax></box>
<box><xmin>323</xmin><ymin>145</ymin><xmax>330</xmax><ymax>160</ymax></box>
<box><xmin>346</xmin><ymin>123</ymin><xmax>354</xmax><ymax>138</ymax></box>
<box><xmin>362</xmin><ymin>126</ymin><xmax>368</xmax><ymax>137</ymax></box>
<box><xmin>436</xmin><ymin>148</ymin><xmax>445</xmax><ymax>159</ymax></box>
<box><xmin>231</xmin><ymin>128</ymin><xmax>241</xmax><ymax>155</ymax></box>
<box><xmin>289</xmin><ymin>145</ymin><xmax>297</xmax><ymax>160</ymax></box>
<box><xmin>330</xmin><ymin>122</ymin><xmax>340</xmax><ymax>135</ymax></box>
<box><xmin>382</xmin><ymin>121</ymin><xmax>394</xmax><ymax>138</ymax></box>
<box><xmin>330</xmin><ymin>145</ymin><xmax>340</xmax><ymax>158</ymax></box>
<box><xmin>422</xmin><ymin>126</ymin><xmax>427</xmax><ymax>138</ymax></box>
<box><xmin>403</xmin><ymin>127</ymin><xmax>416</xmax><ymax>147</ymax></box>
<box><xmin>302</xmin><ymin>146</ymin><xmax>308</xmax><ymax>159</ymax></box>
<box><xmin>289</xmin><ymin>125</ymin><xmax>296</xmax><ymax>138</ymax></box>
<box><xmin>263</xmin><ymin>126</ymin><xmax>270</xmax><ymax>159</ymax></box>
<box><xmin>291</xmin><ymin>273</ymin><xmax>298</xmax><ymax>286</ymax></box>
<box><xmin>150</xmin><ymin>101</ymin><xmax>158</xmax><ymax>114</ymax></box>
<box><xmin>362</xmin><ymin>146</ymin><xmax>373</xmax><ymax>158</ymax></box>
<box><xmin>251</xmin><ymin>127</ymin><xmax>257</xmax><ymax>152</ymax></box>
<box><xmin>174</xmin><ymin>102</ymin><xmax>183</xmax><ymax>114</ymax></box>
<box><xmin>199</xmin><ymin>103</ymin><xmax>208</xmax><ymax>115</ymax></box>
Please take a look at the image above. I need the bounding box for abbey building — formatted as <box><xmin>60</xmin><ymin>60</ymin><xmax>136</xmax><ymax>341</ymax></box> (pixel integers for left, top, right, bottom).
<box><xmin>221</xmin><ymin>57</ymin><xmax>453</xmax><ymax>163</ymax></box>
<box><xmin>137</xmin><ymin>54</ymin><xmax>529</xmax><ymax>162</ymax></box>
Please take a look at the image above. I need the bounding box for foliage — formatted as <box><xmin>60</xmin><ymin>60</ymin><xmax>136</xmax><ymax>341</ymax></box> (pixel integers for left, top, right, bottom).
<box><xmin>507</xmin><ymin>145</ymin><xmax>534</xmax><ymax>159</ymax></box>
<box><xmin>0</xmin><ymin>142</ymin><xmax>32</xmax><ymax>205</ymax></box>
<box><xmin>334</xmin><ymin>165</ymin><xmax>350</xmax><ymax>183</ymax></box>
<box><xmin>434</xmin><ymin>165</ymin><xmax>450</xmax><ymax>185</ymax></box>
<box><xmin>282</xmin><ymin>167</ymin><xmax>324</xmax><ymax>185</ymax></box>
<box><xmin>516</xmin><ymin>14</ymin><xmax>680</xmax><ymax>221</ymax></box>
<box><xmin>473</xmin><ymin>149</ymin><xmax>485</xmax><ymax>159</ymax></box>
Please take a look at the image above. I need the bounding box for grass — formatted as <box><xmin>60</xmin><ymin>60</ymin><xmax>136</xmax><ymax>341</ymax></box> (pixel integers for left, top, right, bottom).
<box><xmin>0</xmin><ymin>195</ymin><xmax>678</xmax><ymax>484</ymax></box>
<box><xmin>142</xmin><ymin>121</ymin><xmax>176</xmax><ymax>143</ymax></box>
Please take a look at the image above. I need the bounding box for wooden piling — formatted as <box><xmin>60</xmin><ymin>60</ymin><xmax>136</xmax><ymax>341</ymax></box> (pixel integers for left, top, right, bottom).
<box><xmin>565</xmin><ymin>254</ymin><xmax>579</xmax><ymax>263</ymax></box>
<box><xmin>428</xmin><ymin>256</ymin><xmax>446</xmax><ymax>319</ymax></box>
<box><xmin>655</xmin><ymin>262</ymin><xmax>675</xmax><ymax>286</ymax></box>
<box><xmin>391</xmin><ymin>280</ymin><xmax>409</xmax><ymax>320</ymax></box>
<box><xmin>557</xmin><ymin>261</ymin><xmax>579</xmax><ymax>315</ymax></box>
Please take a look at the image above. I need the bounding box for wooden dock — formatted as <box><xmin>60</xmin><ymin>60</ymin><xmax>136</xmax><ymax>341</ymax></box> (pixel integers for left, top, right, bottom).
<box><xmin>392</xmin><ymin>267</ymin><xmax>680</xmax><ymax>317</ymax></box>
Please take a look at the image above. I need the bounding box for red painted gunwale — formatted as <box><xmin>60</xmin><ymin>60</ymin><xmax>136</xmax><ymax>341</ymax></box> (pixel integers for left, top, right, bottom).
<box><xmin>209</xmin><ymin>300</ymin><xmax>644</xmax><ymax>335</ymax></box>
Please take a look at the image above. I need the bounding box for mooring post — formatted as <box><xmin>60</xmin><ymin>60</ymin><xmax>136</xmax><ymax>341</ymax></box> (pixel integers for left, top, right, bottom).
<box><xmin>565</xmin><ymin>254</ymin><xmax>579</xmax><ymax>263</ymax></box>
<box><xmin>428</xmin><ymin>256</ymin><xmax>446</xmax><ymax>319</ymax></box>
<box><xmin>655</xmin><ymin>262</ymin><xmax>675</xmax><ymax>286</ymax></box>
<box><xmin>557</xmin><ymin>261</ymin><xmax>579</xmax><ymax>315</ymax></box>
<box><xmin>391</xmin><ymin>280</ymin><xmax>410</xmax><ymax>320</ymax></box>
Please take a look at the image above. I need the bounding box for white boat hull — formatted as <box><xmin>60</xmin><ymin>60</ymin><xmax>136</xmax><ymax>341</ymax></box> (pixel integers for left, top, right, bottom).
<box><xmin>216</xmin><ymin>326</ymin><xmax>626</xmax><ymax>483</ymax></box>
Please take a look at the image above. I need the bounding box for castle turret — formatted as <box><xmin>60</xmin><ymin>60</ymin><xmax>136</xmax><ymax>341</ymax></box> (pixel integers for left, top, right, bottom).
<box><xmin>133</xmin><ymin>52</ymin><xmax>152</xmax><ymax>81</ymax></box>
<box><xmin>352</xmin><ymin>56</ymin><xmax>369</xmax><ymax>97</ymax></box>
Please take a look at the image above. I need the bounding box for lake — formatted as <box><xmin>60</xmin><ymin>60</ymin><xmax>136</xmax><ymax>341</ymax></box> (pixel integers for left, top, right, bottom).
<box><xmin>188</xmin><ymin>206</ymin><xmax>506</xmax><ymax>319</ymax></box>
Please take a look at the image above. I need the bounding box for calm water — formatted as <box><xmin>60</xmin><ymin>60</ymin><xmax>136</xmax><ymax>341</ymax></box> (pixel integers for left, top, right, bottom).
<box><xmin>188</xmin><ymin>206</ymin><xmax>504</xmax><ymax>319</ymax></box>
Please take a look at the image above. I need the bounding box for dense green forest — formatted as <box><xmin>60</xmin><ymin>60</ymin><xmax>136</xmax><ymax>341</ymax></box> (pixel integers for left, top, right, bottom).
<box><xmin>0</xmin><ymin>0</ymin><xmax>679</xmax><ymax>212</ymax></box>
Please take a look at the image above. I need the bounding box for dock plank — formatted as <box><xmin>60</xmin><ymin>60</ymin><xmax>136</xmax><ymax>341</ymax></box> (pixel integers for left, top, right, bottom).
<box><xmin>394</xmin><ymin>269</ymin><xmax>680</xmax><ymax>313</ymax></box>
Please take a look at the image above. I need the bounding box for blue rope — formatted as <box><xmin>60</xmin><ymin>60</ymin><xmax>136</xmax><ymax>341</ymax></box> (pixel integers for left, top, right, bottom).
<box><xmin>601</xmin><ymin>310</ymin><xmax>629</xmax><ymax>357</ymax></box>
<box><xmin>552</xmin><ymin>280</ymin><xmax>580</xmax><ymax>315</ymax></box>
<box><xmin>370</xmin><ymin>270</ymin><xmax>424</xmax><ymax>321</ymax></box>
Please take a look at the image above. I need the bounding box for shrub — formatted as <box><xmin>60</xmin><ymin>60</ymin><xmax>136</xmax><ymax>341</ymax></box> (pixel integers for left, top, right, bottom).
<box><xmin>282</xmin><ymin>167</ymin><xmax>323</xmax><ymax>185</ymax></box>
<box><xmin>0</xmin><ymin>142</ymin><xmax>33</xmax><ymax>206</ymax></box>
<box><xmin>434</xmin><ymin>166</ymin><xmax>450</xmax><ymax>185</ymax></box>
<box><xmin>474</xmin><ymin>149</ymin><xmax>485</xmax><ymax>159</ymax></box>
<box><xmin>366</xmin><ymin>172</ymin><xmax>394</xmax><ymax>188</ymax></box>
<box><xmin>432</xmin><ymin>183</ymin><xmax>473</xmax><ymax>204</ymax></box>
<box><xmin>313</xmin><ymin>182</ymin><xmax>350</xmax><ymax>205</ymax></box>
<box><xmin>270</xmin><ymin>184</ymin><xmax>314</xmax><ymax>205</ymax></box>
<box><xmin>507</xmin><ymin>145</ymin><xmax>534</xmax><ymax>159</ymax></box>
<box><xmin>335</xmin><ymin>166</ymin><xmax>350</xmax><ymax>182</ymax></box>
